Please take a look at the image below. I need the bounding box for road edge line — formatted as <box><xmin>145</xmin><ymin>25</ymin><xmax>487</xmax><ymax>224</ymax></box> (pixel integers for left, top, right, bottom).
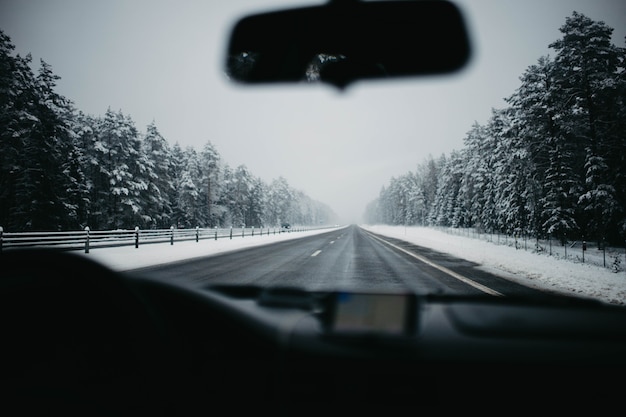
<box><xmin>363</xmin><ymin>230</ymin><xmax>503</xmax><ymax>296</ymax></box>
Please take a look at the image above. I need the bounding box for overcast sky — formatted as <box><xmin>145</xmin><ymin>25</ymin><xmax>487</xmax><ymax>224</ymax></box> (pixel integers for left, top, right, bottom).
<box><xmin>1</xmin><ymin>0</ymin><xmax>624</xmax><ymax>224</ymax></box>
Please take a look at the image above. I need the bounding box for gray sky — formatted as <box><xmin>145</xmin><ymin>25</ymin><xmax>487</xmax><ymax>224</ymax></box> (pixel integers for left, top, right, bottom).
<box><xmin>1</xmin><ymin>0</ymin><xmax>624</xmax><ymax>224</ymax></box>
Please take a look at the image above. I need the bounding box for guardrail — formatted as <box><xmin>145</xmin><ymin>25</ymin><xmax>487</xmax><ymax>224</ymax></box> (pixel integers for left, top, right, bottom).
<box><xmin>0</xmin><ymin>225</ymin><xmax>333</xmax><ymax>253</ymax></box>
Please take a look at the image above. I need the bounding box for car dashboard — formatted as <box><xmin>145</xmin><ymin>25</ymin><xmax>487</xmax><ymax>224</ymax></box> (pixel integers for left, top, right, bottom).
<box><xmin>135</xmin><ymin>275</ymin><xmax>626</xmax><ymax>412</ymax></box>
<box><xmin>2</xmin><ymin>249</ymin><xmax>626</xmax><ymax>415</ymax></box>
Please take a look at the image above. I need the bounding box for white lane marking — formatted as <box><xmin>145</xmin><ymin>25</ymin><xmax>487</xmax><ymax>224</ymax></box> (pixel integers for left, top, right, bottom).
<box><xmin>311</xmin><ymin>250</ymin><xmax>322</xmax><ymax>257</ymax></box>
<box><xmin>364</xmin><ymin>231</ymin><xmax>503</xmax><ymax>296</ymax></box>
<box><xmin>330</xmin><ymin>241</ymin><xmax>335</xmax><ymax>244</ymax></box>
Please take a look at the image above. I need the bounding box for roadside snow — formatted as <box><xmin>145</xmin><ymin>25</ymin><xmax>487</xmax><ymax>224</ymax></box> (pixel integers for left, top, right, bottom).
<box><xmin>361</xmin><ymin>224</ymin><xmax>626</xmax><ymax>306</ymax></box>
<box><xmin>77</xmin><ymin>227</ymin><xmax>346</xmax><ymax>272</ymax></box>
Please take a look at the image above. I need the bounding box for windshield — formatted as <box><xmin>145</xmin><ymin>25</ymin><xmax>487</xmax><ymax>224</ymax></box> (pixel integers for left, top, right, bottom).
<box><xmin>0</xmin><ymin>0</ymin><xmax>624</xmax><ymax>305</ymax></box>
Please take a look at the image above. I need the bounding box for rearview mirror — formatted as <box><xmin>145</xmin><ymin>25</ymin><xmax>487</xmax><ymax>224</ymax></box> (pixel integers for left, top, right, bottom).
<box><xmin>225</xmin><ymin>0</ymin><xmax>471</xmax><ymax>89</ymax></box>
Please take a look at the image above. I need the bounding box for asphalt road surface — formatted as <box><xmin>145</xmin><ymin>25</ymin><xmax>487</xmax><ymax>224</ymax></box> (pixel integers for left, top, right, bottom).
<box><xmin>126</xmin><ymin>225</ymin><xmax>545</xmax><ymax>298</ymax></box>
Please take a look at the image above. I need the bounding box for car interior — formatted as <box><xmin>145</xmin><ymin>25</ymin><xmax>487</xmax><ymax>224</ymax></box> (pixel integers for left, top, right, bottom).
<box><xmin>1</xmin><ymin>1</ymin><xmax>625</xmax><ymax>415</ymax></box>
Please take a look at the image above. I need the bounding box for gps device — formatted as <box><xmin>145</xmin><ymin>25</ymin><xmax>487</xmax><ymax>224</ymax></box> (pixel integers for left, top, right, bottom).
<box><xmin>327</xmin><ymin>291</ymin><xmax>417</xmax><ymax>337</ymax></box>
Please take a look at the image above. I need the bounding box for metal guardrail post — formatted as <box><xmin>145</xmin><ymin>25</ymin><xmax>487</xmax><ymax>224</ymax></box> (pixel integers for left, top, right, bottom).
<box><xmin>215</xmin><ymin>226</ymin><xmax>218</xmax><ymax>240</ymax></box>
<box><xmin>135</xmin><ymin>226</ymin><xmax>140</xmax><ymax>248</ymax></box>
<box><xmin>85</xmin><ymin>226</ymin><xmax>90</xmax><ymax>253</ymax></box>
<box><xmin>196</xmin><ymin>226</ymin><xmax>199</xmax><ymax>242</ymax></box>
<box><xmin>0</xmin><ymin>226</ymin><xmax>3</xmax><ymax>253</ymax></box>
<box><xmin>170</xmin><ymin>226</ymin><xmax>174</xmax><ymax>245</ymax></box>
<box><xmin>230</xmin><ymin>226</ymin><xmax>233</xmax><ymax>240</ymax></box>
<box><xmin>549</xmin><ymin>234</ymin><xmax>552</xmax><ymax>256</ymax></box>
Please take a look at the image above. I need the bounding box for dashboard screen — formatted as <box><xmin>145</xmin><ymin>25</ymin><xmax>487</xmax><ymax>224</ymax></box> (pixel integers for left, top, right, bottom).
<box><xmin>331</xmin><ymin>292</ymin><xmax>413</xmax><ymax>335</ymax></box>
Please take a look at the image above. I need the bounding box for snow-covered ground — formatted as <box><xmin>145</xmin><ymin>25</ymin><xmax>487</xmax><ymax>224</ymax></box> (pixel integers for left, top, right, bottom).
<box><xmin>361</xmin><ymin>225</ymin><xmax>626</xmax><ymax>306</ymax></box>
<box><xmin>77</xmin><ymin>224</ymin><xmax>626</xmax><ymax>306</ymax></box>
<box><xmin>77</xmin><ymin>226</ymin><xmax>345</xmax><ymax>272</ymax></box>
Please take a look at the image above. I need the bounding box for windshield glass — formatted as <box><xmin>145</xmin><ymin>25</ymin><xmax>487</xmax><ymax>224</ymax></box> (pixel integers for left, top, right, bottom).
<box><xmin>0</xmin><ymin>0</ymin><xmax>624</xmax><ymax>305</ymax></box>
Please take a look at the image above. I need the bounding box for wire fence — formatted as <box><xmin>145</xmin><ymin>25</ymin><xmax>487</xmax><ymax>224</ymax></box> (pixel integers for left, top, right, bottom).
<box><xmin>437</xmin><ymin>226</ymin><xmax>625</xmax><ymax>273</ymax></box>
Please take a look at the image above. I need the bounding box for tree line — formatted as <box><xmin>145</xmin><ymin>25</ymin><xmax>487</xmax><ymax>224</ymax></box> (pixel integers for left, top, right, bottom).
<box><xmin>0</xmin><ymin>30</ymin><xmax>336</xmax><ymax>232</ymax></box>
<box><xmin>364</xmin><ymin>12</ymin><xmax>626</xmax><ymax>245</ymax></box>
